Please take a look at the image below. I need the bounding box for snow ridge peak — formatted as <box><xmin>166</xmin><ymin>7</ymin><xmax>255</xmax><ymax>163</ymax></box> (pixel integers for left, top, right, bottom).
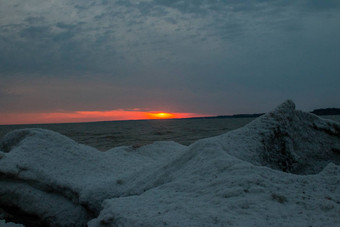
<box><xmin>272</xmin><ymin>99</ymin><xmax>295</xmax><ymax>114</ymax></box>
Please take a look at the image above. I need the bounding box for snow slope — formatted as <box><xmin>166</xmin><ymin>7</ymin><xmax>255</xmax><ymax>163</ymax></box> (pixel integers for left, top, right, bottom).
<box><xmin>0</xmin><ymin>100</ymin><xmax>339</xmax><ymax>226</ymax></box>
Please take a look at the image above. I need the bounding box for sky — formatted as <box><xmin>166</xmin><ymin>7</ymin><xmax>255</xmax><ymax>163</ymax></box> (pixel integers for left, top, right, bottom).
<box><xmin>0</xmin><ymin>0</ymin><xmax>339</xmax><ymax>124</ymax></box>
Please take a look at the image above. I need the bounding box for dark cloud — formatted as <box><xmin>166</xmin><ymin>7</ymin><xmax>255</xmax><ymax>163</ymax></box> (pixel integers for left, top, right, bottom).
<box><xmin>24</xmin><ymin>16</ymin><xmax>46</xmax><ymax>24</ymax></box>
<box><xmin>302</xmin><ymin>0</ymin><xmax>340</xmax><ymax>12</ymax></box>
<box><xmin>0</xmin><ymin>0</ymin><xmax>339</xmax><ymax>115</ymax></box>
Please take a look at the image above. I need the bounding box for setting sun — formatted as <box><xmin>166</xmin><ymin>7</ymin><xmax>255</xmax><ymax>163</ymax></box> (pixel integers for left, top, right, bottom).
<box><xmin>146</xmin><ymin>112</ymin><xmax>176</xmax><ymax>119</ymax></box>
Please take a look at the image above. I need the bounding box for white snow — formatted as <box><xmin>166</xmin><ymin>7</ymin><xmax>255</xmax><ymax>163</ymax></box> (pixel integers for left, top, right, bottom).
<box><xmin>0</xmin><ymin>100</ymin><xmax>339</xmax><ymax>226</ymax></box>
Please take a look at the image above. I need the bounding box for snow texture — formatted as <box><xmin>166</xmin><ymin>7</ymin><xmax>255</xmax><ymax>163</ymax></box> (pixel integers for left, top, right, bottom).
<box><xmin>0</xmin><ymin>100</ymin><xmax>339</xmax><ymax>226</ymax></box>
<box><xmin>0</xmin><ymin>220</ymin><xmax>24</xmax><ymax>227</ymax></box>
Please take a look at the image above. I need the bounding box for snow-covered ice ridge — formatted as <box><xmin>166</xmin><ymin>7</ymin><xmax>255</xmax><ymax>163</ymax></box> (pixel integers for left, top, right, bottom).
<box><xmin>0</xmin><ymin>100</ymin><xmax>339</xmax><ymax>227</ymax></box>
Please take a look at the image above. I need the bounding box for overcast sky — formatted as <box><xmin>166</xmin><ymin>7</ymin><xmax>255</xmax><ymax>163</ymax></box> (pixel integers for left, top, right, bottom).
<box><xmin>1</xmin><ymin>0</ymin><xmax>340</xmax><ymax>123</ymax></box>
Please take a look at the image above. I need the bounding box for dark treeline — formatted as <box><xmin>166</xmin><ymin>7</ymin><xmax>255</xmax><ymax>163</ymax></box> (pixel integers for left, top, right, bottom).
<box><xmin>311</xmin><ymin>108</ymin><xmax>340</xmax><ymax>116</ymax></box>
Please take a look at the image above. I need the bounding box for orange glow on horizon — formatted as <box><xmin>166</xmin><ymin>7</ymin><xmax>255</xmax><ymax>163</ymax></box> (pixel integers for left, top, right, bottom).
<box><xmin>0</xmin><ymin>110</ymin><xmax>207</xmax><ymax>125</ymax></box>
<box><xmin>146</xmin><ymin>112</ymin><xmax>176</xmax><ymax>119</ymax></box>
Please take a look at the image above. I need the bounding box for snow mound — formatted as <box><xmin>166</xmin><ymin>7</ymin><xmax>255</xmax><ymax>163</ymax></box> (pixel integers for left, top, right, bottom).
<box><xmin>0</xmin><ymin>100</ymin><xmax>339</xmax><ymax>226</ymax></box>
<box><xmin>0</xmin><ymin>129</ymin><xmax>186</xmax><ymax>226</ymax></box>
<box><xmin>214</xmin><ymin>99</ymin><xmax>340</xmax><ymax>174</ymax></box>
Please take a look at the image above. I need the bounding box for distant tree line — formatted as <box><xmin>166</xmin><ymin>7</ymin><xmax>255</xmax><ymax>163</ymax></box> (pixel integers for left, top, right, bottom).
<box><xmin>186</xmin><ymin>108</ymin><xmax>340</xmax><ymax>120</ymax></box>
<box><xmin>311</xmin><ymin>108</ymin><xmax>340</xmax><ymax>116</ymax></box>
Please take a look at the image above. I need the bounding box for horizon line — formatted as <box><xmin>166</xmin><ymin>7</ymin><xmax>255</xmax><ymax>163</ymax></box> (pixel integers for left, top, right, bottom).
<box><xmin>1</xmin><ymin>107</ymin><xmax>339</xmax><ymax>126</ymax></box>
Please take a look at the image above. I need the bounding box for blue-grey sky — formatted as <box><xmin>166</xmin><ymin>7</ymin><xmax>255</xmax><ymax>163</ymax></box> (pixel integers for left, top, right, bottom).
<box><xmin>1</xmin><ymin>0</ymin><xmax>340</xmax><ymax>121</ymax></box>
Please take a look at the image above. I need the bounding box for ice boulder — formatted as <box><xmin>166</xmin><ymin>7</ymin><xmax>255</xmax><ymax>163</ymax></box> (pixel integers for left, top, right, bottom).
<box><xmin>214</xmin><ymin>100</ymin><xmax>340</xmax><ymax>174</ymax></box>
<box><xmin>0</xmin><ymin>129</ymin><xmax>186</xmax><ymax>226</ymax></box>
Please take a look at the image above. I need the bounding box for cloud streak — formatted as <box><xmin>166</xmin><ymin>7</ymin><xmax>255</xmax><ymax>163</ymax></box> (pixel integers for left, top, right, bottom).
<box><xmin>0</xmin><ymin>110</ymin><xmax>205</xmax><ymax>125</ymax></box>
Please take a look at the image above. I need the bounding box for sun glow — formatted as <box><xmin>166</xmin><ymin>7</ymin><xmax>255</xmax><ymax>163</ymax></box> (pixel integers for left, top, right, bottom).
<box><xmin>146</xmin><ymin>112</ymin><xmax>176</xmax><ymax>119</ymax></box>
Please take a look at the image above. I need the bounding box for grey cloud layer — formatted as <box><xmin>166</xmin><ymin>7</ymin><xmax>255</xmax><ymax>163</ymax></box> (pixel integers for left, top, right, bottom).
<box><xmin>0</xmin><ymin>0</ymin><xmax>339</xmax><ymax>113</ymax></box>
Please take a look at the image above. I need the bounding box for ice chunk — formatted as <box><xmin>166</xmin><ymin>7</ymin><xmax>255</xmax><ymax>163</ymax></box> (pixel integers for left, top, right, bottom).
<box><xmin>214</xmin><ymin>100</ymin><xmax>340</xmax><ymax>174</ymax></box>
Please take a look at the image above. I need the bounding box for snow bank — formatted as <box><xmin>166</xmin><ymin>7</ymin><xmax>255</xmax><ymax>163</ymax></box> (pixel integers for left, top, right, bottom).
<box><xmin>0</xmin><ymin>100</ymin><xmax>339</xmax><ymax>226</ymax></box>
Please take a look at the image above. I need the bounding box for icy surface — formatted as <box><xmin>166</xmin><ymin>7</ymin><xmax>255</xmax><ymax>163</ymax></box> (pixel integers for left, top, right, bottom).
<box><xmin>0</xmin><ymin>100</ymin><xmax>339</xmax><ymax>226</ymax></box>
<box><xmin>0</xmin><ymin>220</ymin><xmax>24</xmax><ymax>227</ymax></box>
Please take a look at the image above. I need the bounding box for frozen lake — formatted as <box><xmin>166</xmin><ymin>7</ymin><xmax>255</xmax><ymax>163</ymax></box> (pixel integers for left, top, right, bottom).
<box><xmin>1</xmin><ymin>115</ymin><xmax>339</xmax><ymax>151</ymax></box>
<box><xmin>1</xmin><ymin>101</ymin><xmax>340</xmax><ymax>226</ymax></box>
